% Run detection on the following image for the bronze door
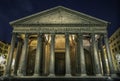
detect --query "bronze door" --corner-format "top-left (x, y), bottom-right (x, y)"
top-left (55, 52), bottom-right (65, 76)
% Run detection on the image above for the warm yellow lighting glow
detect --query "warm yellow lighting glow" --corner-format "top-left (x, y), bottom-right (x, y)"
top-left (0, 54), bottom-right (6, 65)
top-left (12, 59), bottom-right (15, 66)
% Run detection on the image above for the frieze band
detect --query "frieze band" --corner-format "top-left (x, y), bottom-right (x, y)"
top-left (13, 27), bottom-right (107, 33)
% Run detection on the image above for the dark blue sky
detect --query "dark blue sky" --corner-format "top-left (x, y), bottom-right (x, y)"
top-left (0, 0), bottom-right (119, 43)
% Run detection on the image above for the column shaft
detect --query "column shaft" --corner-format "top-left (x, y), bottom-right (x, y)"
top-left (78, 34), bottom-right (86, 76)
top-left (104, 34), bottom-right (115, 74)
top-left (42, 42), bottom-right (46, 75)
top-left (76, 37), bottom-right (80, 74)
top-left (99, 36), bottom-right (108, 75)
top-left (34, 33), bottom-right (43, 76)
top-left (17, 34), bottom-right (29, 76)
top-left (49, 34), bottom-right (55, 76)
top-left (13, 38), bottom-right (23, 75)
top-left (44, 44), bottom-right (48, 75)
top-left (65, 33), bottom-right (71, 76)
top-left (5, 33), bottom-right (16, 76)
top-left (91, 33), bottom-right (101, 76)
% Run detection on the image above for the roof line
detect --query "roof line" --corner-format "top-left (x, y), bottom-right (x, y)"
top-left (10, 6), bottom-right (60, 25)
top-left (60, 6), bottom-right (110, 24)
top-left (10, 6), bottom-right (110, 25)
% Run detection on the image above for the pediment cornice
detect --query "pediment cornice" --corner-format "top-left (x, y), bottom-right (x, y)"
top-left (10, 6), bottom-right (109, 27)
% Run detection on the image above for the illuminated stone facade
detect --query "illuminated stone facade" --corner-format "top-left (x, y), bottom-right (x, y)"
top-left (109, 28), bottom-right (120, 71)
top-left (3, 6), bottom-right (118, 80)
top-left (0, 41), bottom-right (9, 76)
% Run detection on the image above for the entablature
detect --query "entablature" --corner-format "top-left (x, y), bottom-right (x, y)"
top-left (13, 26), bottom-right (107, 34)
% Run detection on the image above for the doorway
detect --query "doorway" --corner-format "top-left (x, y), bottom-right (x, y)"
top-left (55, 52), bottom-right (65, 76)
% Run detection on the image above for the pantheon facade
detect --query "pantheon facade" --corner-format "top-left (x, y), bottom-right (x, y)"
top-left (3, 6), bottom-right (118, 80)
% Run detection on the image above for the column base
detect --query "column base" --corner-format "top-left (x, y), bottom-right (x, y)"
top-left (48, 74), bottom-right (55, 77)
top-left (81, 74), bottom-right (87, 76)
top-left (4, 74), bottom-right (10, 77)
top-left (17, 72), bottom-right (25, 76)
top-left (111, 74), bottom-right (118, 78)
top-left (75, 73), bottom-right (80, 76)
top-left (96, 74), bottom-right (102, 76)
top-left (104, 73), bottom-right (110, 76)
top-left (65, 74), bottom-right (72, 77)
top-left (17, 70), bottom-right (26, 76)
top-left (13, 73), bottom-right (17, 76)
top-left (33, 74), bottom-right (40, 76)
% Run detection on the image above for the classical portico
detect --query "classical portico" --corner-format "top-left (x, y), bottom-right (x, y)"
top-left (4, 6), bottom-right (116, 79)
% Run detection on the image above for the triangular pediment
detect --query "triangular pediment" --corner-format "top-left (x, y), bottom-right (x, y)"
top-left (10, 6), bottom-right (108, 25)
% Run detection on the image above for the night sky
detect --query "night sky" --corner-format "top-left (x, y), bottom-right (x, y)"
top-left (0, 0), bottom-right (119, 43)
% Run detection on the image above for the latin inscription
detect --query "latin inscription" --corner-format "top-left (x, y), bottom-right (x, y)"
top-left (13, 27), bottom-right (107, 33)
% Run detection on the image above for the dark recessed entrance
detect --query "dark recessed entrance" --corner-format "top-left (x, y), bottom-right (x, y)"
top-left (55, 52), bottom-right (65, 76)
